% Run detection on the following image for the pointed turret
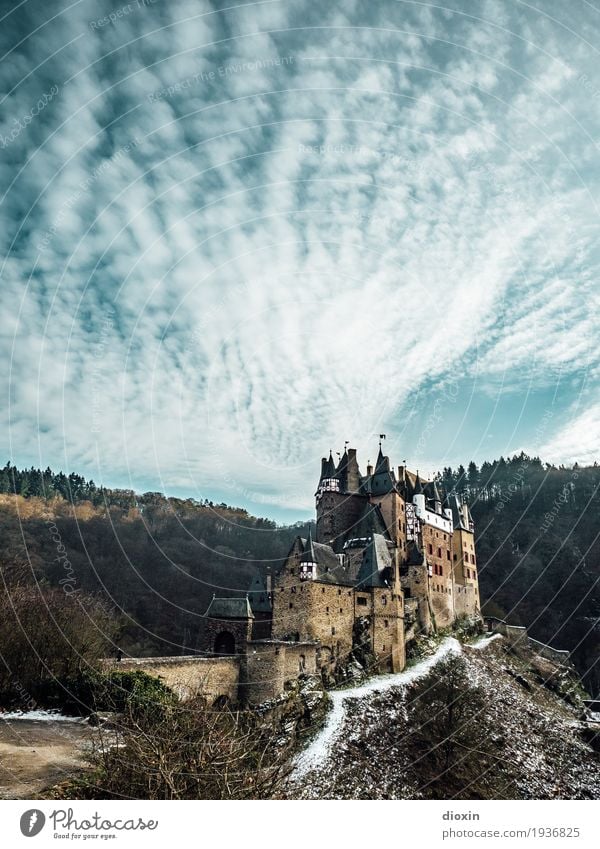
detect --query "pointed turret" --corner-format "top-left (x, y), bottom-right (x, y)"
top-left (325, 451), bottom-right (336, 478)
top-left (375, 446), bottom-right (390, 475)
top-left (316, 451), bottom-right (339, 496)
top-left (299, 529), bottom-right (318, 580)
top-left (301, 528), bottom-right (316, 563)
top-left (335, 448), bottom-right (349, 492)
top-left (319, 457), bottom-right (327, 481)
top-left (413, 472), bottom-right (423, 495)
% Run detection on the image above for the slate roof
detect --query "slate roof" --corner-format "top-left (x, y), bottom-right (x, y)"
top-left (319, 452), bottom-right (336, 480)
top-left (406, 539), bottom-right (425, 566)
top-left (355, 534), bottom-right (393, 588)
top-left (300, 529), bottom-right (317, 564)
top-left (247, 572), bottom-right (272, 614)
top-left (447, 492), bottom-right (468, 530)
top-left (205, 596), bottom-right (254, 619)
top-left (299, 537), bottom-right (353, 585)
top-left (335, 449), bottom-right (349, 491)
top-left (341, 500), bottom-right (391, 547)
top-left (375, 447), bottom-right (390, 475)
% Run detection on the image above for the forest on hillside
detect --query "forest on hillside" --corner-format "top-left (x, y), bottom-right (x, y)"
top-left (0, 456), bottom-right (599, 695)
top-left (0, 462), bottom-right (310, 661)
top-left (436, 455), bottom-right (600, 696)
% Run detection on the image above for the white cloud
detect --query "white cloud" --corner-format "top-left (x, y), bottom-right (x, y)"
top-left (2, 0), bottom-right (600, 515)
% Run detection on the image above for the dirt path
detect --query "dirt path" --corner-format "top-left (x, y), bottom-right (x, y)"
top-left (0, 716), bottom-right (93, 799)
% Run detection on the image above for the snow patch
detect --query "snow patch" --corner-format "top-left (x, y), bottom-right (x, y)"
top-left (293, 637), bottom-right (462, 778)
top-left (468, 633), bottom-right (503, 650)
top-left (0, 710), bottom-right (86, 723)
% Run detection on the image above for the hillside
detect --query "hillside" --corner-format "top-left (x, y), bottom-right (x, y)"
top-left (283, 634), bottom-right (600, 800)
top-left (0, 457), bottom-right (599, 696)
top-left (439, 456), bottom-right (600, 697)
top-left (0, 479), bottom-right (311, 658)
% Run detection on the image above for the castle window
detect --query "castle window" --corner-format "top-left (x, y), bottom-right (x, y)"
top-left (357, 596), bottom-right (368, 606)
top-left (291, 586), bottom-right (296, 594)
top-left (453, 553), bottom-right (457, 561)
top-left (332, 627), bottom-right (336, 635)
top-left (437, 547), bottom-right (442, 557)
top-left (340, 608), bottom-right (343, 613)
top-left (471, 554), bottom-right (476, 564)
top-left (447, 550), bottom-right (451, 560)
top-left (289, 602), bottom-right (293, 608)
top-left (382, 596), bottom-right (387, 605)
top-left (428, 544), bottom-right (433, 554)
top-left (384, 619), bottom-right (389, 628)
top-left (326, 606), bottom-right (329, 613)
top-left (439, 565), bottom-right (443, 577)
top-left (338, 589), bottom-right (341, 595)
top-left (322, 588), bottom-right (325, 594)
top-left (290, 569), bottom-right (294, 576)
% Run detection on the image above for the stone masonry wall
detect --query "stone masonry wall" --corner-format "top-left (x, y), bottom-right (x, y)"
top-left (422, 523), bottom-right (454, 628)
top-left (316, 491), bottom-right (367, 548)
top-left (107, 656), bottom-right (241, 703)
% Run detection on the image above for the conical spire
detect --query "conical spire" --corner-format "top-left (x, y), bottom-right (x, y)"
top-left (325, 451), bottom-right (336, 477)
top-left (375, 445), bottom-right (389, 475)
top-left (335, 448), bottom-right (348, 491)
top-left (301, 528), bottom-right (317, 563)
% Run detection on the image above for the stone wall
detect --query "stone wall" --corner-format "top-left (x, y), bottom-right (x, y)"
top-left (202, 616), bottom-right (253, 656)
top-left (242, 640), bottom-right (319, 705)
top-left (316, 491), bottom-right (366, 547)
top-left (485, 619), bottom-right (572, 666)
top-left (271, 557), bottom-right (356, 668)
top-left (107, 655), bottom-right (241, 703)
top-left (400, 560), bottom-right (432, 635)
top-left (527, 637), bottom-right (571, 665)
top-left (422, 523), bottom-right (454, 628)
top-left (454, 583), bottom-right (480, 619)
top-left (371, 585), bottom-right (405, 673)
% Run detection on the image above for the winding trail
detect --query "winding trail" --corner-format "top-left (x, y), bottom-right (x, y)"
top-left (293, 637), bottom-right (463, 778)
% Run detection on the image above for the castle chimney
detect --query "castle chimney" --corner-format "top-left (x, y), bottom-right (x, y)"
top-left (346, 447), bottom-right (361, 492)
top-left (366, 463), bottom-right (373, 476)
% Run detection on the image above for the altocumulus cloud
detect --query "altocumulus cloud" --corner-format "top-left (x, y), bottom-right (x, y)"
top-left (1, 0), bottom-right (600, 519)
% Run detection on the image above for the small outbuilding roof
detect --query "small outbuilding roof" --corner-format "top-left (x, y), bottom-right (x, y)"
top-left (205, 596), bottom-right (254, 619)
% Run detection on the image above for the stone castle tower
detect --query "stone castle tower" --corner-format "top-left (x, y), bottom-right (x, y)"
top-left (269, 443), bottom-right (481, 679)
top-left (203, 442), bottom-right (481, 688)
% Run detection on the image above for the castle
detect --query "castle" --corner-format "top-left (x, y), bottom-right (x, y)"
top-left (200, 443), bottom-right (481, 691)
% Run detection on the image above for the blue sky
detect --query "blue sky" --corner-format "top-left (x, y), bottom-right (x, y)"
top-left (1, 0), bottom-right (599, 522)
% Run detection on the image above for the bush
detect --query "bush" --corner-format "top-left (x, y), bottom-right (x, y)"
top-left (0, 584), bottom-right (119, 712)
top-left (78, 696), bottom-right (291, 799)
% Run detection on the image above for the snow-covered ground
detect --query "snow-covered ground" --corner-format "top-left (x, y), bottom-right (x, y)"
top-left (467, 632), bottom-right (503, 650)
top-left (0, 710), bottom-right (86, 723)
top-left (293, 637), bottom-right (462, 777)
top-left (286, 631), bottom-right (599, 800)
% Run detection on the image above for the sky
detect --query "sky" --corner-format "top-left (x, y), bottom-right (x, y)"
top-left (1, 0), bottom-right (599, 522)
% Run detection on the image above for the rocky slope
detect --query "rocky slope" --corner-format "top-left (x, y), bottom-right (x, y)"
top-left (283, 634), bottom-right (600, 800)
